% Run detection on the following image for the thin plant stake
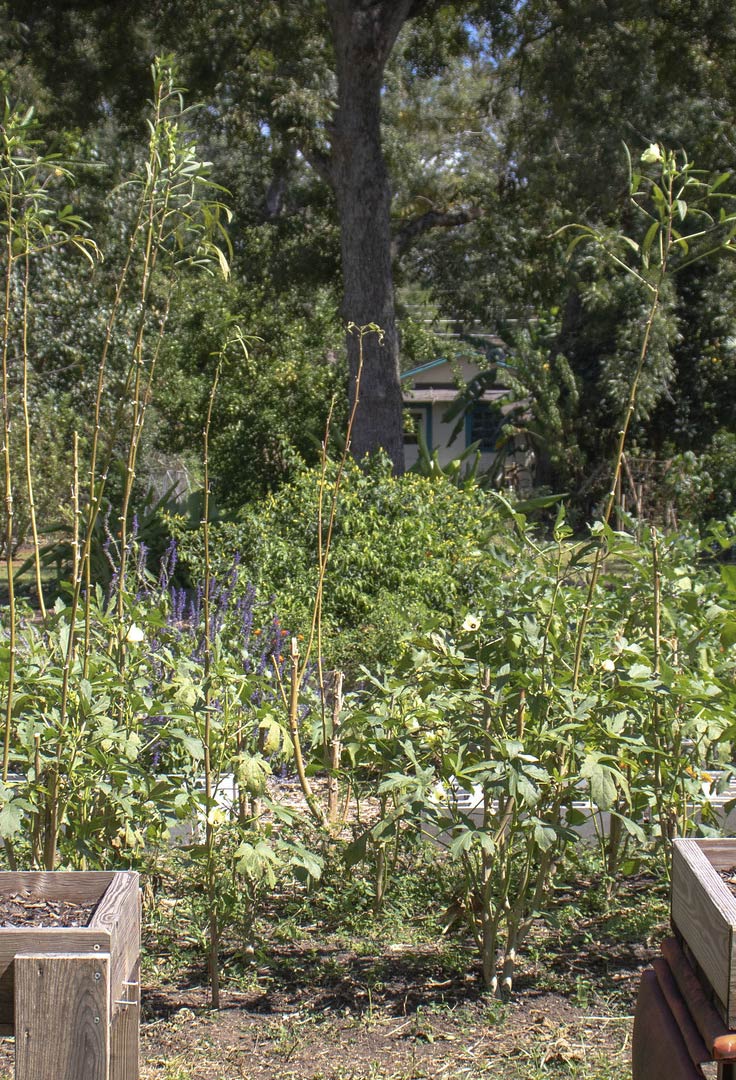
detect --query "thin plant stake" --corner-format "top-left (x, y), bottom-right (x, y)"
top-left (272, 323), bottom-right (377, 828)
top-left (202, 352), bottom-right (222, 1009)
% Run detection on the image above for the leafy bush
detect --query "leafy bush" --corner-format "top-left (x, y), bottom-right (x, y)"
top-left (169, 455), bottom-right (505, 673)
top-left (0, 546), bottom-right (293, 860)
top-left (665, 431), bottom-right (736, 525)
top-left (343, 507), bottom-right (736, 988)
top-left (156, 277), bottom-right (346, 510)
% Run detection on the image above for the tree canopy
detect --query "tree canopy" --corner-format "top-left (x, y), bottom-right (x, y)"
top-left (2, 0), bottom-right (736, 516)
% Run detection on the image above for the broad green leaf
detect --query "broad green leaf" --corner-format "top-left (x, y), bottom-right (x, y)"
top-left (448, 829), bottom-right (476, 859)
top-left (0, 803), bottom-right (23, 838)
top-left (721, 565), bottom-right (736, 597)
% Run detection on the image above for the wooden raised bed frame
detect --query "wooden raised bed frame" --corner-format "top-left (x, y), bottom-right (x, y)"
top-left (672, 838), bottom-right (736, 1029)
top-left (0, 870), bottom-right (140, 1080)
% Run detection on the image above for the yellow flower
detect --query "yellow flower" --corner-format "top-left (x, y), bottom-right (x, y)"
top-left (462, 614), bottom-right (481, 632)
top-left (126, 624), bottom-right (145, 643)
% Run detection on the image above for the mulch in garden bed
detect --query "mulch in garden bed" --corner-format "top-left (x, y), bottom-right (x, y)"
top-left (0, 893), bottom-right (97, 928)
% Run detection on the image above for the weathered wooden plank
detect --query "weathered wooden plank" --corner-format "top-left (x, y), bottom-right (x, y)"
top-left (0, 867), bottom-right (140, 1069)
top-left (0, 872), bottom-right (114, 904)
top-left (90, 874), bottom-right (138, 934)
top-left (661, 936), bottom-right (730, 1054)
top-left (110, 958), bottom-right (139, 1080)
top-left (671, 838), bottom-right (736, 1024)
top-left (0, 927), bottom-right (111, 1030)
top-left (15, 953), bottom-right (110, 1080)
top-left (90, 873), bottom-right (140, 1018)
top-left (689, 838), bottom-right (736, 871)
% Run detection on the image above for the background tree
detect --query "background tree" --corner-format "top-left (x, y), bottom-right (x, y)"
top-left (410, 0), bottom-right (736, 511)
top-left (3, 0), bottom-right (520, 475)
top-left (3, 0), bottom-right (736, 518)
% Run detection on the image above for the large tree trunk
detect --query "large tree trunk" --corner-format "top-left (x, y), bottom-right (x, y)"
top-left (326, 0), bottom-right (415, 472)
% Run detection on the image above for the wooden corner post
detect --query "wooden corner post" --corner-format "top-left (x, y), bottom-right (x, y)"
top-left (0, 871), bottom-right (140, 1080)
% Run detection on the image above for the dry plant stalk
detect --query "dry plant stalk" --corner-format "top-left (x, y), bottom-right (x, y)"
top-left (202, 353), bottom-right (222, 1008)
top-left (0, 172), bottom-right (16, 793)
top-left (273, 322), bottom-right (377, 831)
top-left (199, 327), bottom-right (249, 1007)
top-left (20, 250), bottom-right (45, 620)
top-left (567, 146), bottom-right (736, 690)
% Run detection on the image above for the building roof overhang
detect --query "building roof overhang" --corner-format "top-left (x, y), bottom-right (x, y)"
top-left (402, 388), bottom-right (508, 405)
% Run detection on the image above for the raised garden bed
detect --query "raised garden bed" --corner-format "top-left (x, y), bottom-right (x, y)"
top-left (0, 870), bottom-right (140, 1080)
top-left (671, 837), bottom-right (736, 1027)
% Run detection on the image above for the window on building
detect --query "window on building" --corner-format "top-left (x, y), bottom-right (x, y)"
top-left (404, 409), bottom-right (426, 445)
top-left (469, 403), bottom-right (503, 452)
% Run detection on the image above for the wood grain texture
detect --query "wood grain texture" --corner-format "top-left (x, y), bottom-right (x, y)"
top-left (90, 874), bottom-right (138, 934)
top-left (0, 872), bottom-right (114, 904)
top-left (90, 872), bottom-right (140, 1019)
top-left (110, 958), bottom-right (139, 1080)
top-left (671, 839), bottom-right (736, 1024)
top-left (0, 927), bottom-right (111, 1031)
top-left (661, 936), bottom-right (730, 1053)
top-left (689, 838), bottom-right (736, 871)
top-left (15, 953), bottom-right (110, 1080)
top-left (0, 868), bottom-right (141, 1076)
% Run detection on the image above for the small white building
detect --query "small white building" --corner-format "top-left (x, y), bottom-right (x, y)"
top-left (401, 355), bottom-right (534, 491)
top-left (400, 355), bottom-right (505, 461)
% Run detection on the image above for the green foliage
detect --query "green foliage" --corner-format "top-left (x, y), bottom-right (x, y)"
top-left (4, 4), bottom-right (736, 1013)
top-left (0, 551), bottom-right (307, 855)
top-left (0, 392), bottom-right (81, 558)
top-left (156, 276), bottom-right (345, 510)
top-left (666, 433), bottom-right (736, 525)
top-left (343, 507), bottom-right (736, 988)
top-left (169, 457), bottom-right (505, 674)
top-left (7, 3), bottom-right (736, 504)
top-left (0, 66), bottom-right (329, 1009)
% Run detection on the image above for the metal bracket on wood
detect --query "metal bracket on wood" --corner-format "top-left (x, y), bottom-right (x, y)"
top-left (115, 980), bottom-right (139, 1008)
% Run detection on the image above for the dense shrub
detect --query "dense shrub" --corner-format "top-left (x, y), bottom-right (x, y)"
top-left (666, 431), bottom-right (736, 526)
top-left (169, 456), bottom-right (506, 673)
top-left (343, 511), bottom-right (736, 987)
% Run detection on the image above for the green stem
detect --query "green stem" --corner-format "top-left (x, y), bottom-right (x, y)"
top-left (570, 273), bottom-right (666, 691)
top-left (571, 155), bottom-right (679, 690)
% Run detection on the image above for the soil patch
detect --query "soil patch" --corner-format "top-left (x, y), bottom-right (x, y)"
top-left (126, 910), bottom-right (654, 1080)
top-left (0, 897), bottom-right (656, 1079)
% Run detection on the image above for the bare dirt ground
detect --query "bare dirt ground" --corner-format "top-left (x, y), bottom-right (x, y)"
top-left (0, 783), bottom-right (667, 1079)
top-left (134, 965), bottom-right (639, 1080)
top-left (0, 895), bottom-right (658, 1080)
top-left (132, 873), bottom-right (662, 1080)
top-left (136, 992), bottom-right (630, 1079)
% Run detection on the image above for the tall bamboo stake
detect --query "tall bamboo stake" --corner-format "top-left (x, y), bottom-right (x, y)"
top-left (20, 249), bottom-right (46, 620)
top-left (1, 183), bottom-right (16, 787)
top-left (202, 356), bottom-right (222, 1008)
